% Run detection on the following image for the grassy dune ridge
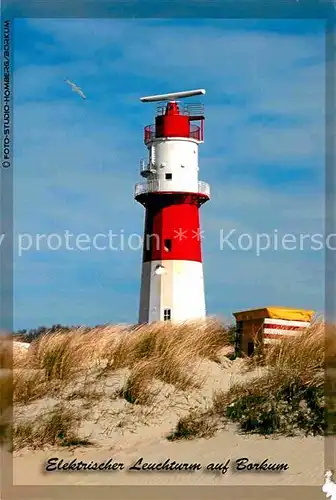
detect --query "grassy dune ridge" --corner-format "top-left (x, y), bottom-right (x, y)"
top-left (0, 318), bottom-right (334, 451)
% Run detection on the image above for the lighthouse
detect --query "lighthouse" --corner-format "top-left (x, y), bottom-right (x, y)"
top-left (134, 89), bottom-right (210, 323)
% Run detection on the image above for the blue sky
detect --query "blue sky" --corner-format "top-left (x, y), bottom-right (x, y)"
top-left (13, 18), bottom-right (326, 329)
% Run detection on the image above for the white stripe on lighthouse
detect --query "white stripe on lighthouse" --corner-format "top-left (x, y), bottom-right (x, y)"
top-left (139, 260), bottom-right (206, 323)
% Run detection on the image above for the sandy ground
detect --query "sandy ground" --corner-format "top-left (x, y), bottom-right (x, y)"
top-left (8, 346), bottom-right (325, 486)
top-left (12, 428), bottom-right (324, 486)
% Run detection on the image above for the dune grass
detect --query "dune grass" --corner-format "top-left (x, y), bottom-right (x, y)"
top-left (2, 319), bottom-right (335, 448)
top-left (102, 319), bottom-right (227, 371)
top-left (0, 372), bottom-right (12, 445)
top-left (215, 370), bottom-right (324, 436)
top-left (167, 409), bottom-right (220, 441)
top-left (170, 321), bottom-right (334, 440)
top-left (12, 404), bottom-right (93, 451)
top-left (10, 318), bottom-right (227, 395)
top-left (121, 359), bottom-right (160, 405)
top-left (1, 318), bottom-right (230, 449)
top-left (244, 321), bottom-right (326, 375)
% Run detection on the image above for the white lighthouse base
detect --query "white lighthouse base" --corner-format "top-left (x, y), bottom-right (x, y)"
top-left (138, 260), bottom-right (206, 324)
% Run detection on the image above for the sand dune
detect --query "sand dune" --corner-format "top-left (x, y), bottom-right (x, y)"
top-left (11, 357), bottom-right (323, 486)
top-left (2, 321), bottom-right (329, 487)
top-left (12, 430), bottom-right (323, 486)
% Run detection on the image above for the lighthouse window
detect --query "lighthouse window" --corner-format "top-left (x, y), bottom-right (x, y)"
top-left (165, 173), bottom-right (172, 180)
top-left (164, 239), bottom-right (172, 252)
top-left (164, 309), bottom-right (171, 321)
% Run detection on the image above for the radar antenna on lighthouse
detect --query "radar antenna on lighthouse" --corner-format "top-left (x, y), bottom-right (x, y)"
top-left (140, 89), bottom-right (206, 102)
top-left (135, 88), bottom-right (210, 323)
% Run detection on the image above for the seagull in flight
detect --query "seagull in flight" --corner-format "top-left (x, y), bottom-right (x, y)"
top-left (64, 79), bottom-right (86, 99)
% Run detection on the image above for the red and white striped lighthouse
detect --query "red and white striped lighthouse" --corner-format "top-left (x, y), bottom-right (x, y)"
top-left (134, 89), bottom-right (210, 323)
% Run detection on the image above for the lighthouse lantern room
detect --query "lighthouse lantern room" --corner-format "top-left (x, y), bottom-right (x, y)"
top-left (134, 89), bottom-right (210, 323)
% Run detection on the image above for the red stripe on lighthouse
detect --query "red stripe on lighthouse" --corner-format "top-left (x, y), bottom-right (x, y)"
top-left (155, 102), bottom-right (189, 139)
top-left (142, 196), bottom-right (203, 263)
top-left (153, 101), bottom-right (203, 141)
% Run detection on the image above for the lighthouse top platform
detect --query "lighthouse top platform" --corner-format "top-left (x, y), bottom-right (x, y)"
top-left (135, 89), bottom-right (209, 206)
top-left (144, 100), bottom-right (205, 145)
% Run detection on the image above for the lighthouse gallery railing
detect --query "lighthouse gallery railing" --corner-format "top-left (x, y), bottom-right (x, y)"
top-left (134, 180), bottom-right (210, 199)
